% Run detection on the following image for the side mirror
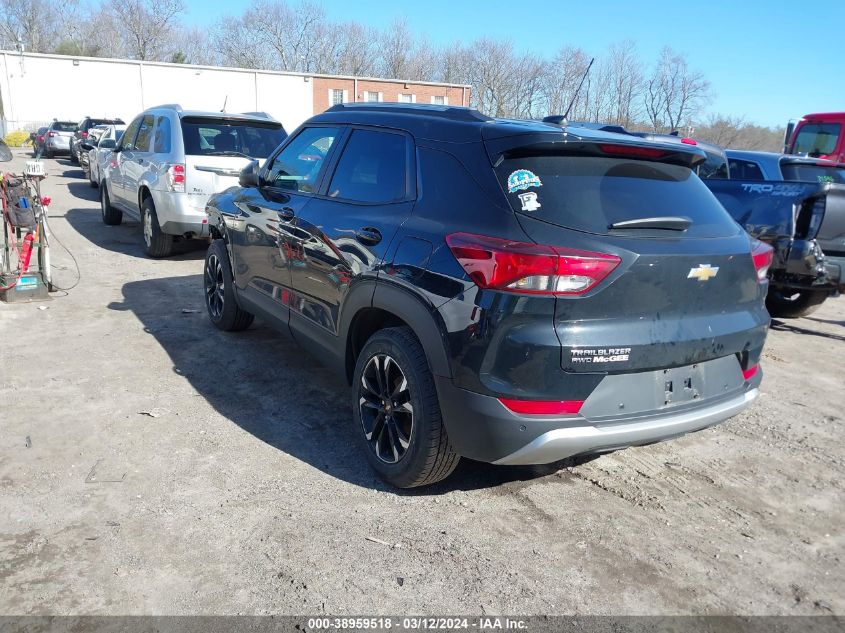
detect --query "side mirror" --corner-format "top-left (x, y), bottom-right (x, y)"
top-left (111, 146), bottom-right (123, 153)
top-left (0, 140), bottom-right (11, 162)
top-left (100, 139), bottom-right (116, 149)
top-left (239, 160), bottom-right (261, 188)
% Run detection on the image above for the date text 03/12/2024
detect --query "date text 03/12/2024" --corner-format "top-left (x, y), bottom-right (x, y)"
top-left (306, 617), bottom-right (529, 630)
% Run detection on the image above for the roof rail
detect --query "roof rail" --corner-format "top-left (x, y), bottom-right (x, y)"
top-left (326, 102), bottom-right (491, 122)
top-left (147, 103), bottom-right (183, 112)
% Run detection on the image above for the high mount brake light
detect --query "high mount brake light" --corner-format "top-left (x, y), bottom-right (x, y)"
top-left (751, 241), bottom-right (773, 283)
top-left (499, 398), bottom-right (584, 415)
top-left (681, 137), bottom-right (697, 145)
top-left (446, 232), bottom-right (621, 295)
top-left (599, 144), bottom-right (668, 159)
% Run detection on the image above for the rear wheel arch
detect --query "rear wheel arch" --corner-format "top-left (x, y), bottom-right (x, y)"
top-left (342, 282), bottom-right (452, 384)
top-left (137, 185), bottom-right (152, 210)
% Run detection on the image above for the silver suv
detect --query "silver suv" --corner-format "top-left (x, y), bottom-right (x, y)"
top-left (99, 104), bottom-right (287, 257)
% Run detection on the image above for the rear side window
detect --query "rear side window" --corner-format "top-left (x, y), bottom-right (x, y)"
top-left (495, 155), bottom-right (740, 237)
top-left (327, 129), bottom-right (408, 203)
top-left (180, 117), bottom-right (286, 158)
top-left (780, 162), bottom-right (845, 184)
top-left (792, 123), bottom-right (841, 157)
top-left (153, 116), bottom-right (171, 153)
top-left (728, 158), bottom-right (765, 180)
top-left (265, 126), bottom-right (340, 193)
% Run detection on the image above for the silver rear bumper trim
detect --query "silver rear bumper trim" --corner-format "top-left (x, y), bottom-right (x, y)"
top-left (493, 389), bottom-right (758, 465)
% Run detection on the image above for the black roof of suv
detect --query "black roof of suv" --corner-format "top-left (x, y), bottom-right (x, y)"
top-left (203, 103), bottom-right (770, 487)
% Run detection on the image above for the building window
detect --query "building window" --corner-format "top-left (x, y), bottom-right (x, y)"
top-left (365, 91), bottom-right (381, 102)
top-left (431, 95), bottom-right (447, 106)
top-left (331, 89), bottom-right (344, 105)
top-left (398, 93), bottom-right (414, 104)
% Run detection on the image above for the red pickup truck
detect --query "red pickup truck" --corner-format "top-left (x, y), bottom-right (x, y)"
top-left (785, 112), bottom-right (845, 164)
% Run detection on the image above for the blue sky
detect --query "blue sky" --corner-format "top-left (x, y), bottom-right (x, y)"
top-left (182, 0), bottom-right (844, 128)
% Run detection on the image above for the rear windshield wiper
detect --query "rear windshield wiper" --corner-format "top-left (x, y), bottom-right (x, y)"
top-left (609, 216), bottom-right (692, 231)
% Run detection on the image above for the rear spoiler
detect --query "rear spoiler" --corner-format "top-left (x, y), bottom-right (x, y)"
top-left (484, 132), bottom-right (707, 170)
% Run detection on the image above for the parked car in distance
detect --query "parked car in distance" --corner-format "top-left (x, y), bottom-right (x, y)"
top-left (100, 104), bottom-right (287, 257)
top-left (87, 125), bottom-right (126, 188)
top-left (204, 103), bottom-right (770, 488)
top-left (31, 126), bottom-right (48, 156)
top-left (71, 116), bottom-right (124, 164)
top-left (78, 125), bottom-right (110, 174)
top-left (43, 120), bottom-right (77, 158)
top-left (784, 112), bottom-right (845, 165)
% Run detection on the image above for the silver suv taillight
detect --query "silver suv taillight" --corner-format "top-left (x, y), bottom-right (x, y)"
top-left (166, 164), bottom-right (186, 192)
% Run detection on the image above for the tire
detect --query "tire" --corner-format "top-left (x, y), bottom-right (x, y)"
top-left (70, 143), bottom-right (78, 164)
top-left (141, 198), bottom-right (173, 258)
top-left (204, 239), bottom-right (254, 332)
top-left (352, 326), bottom-right (459, 488)
top-left (89, 162), bottom-right (98, 188)
top-left (100, 184), bottom-right (122, 225)
top-left (766, 289), bottom-right (828, 319)
top-left (44, 149), bottom-right (53, 159)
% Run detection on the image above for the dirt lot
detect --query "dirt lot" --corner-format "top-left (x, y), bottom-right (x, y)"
top-left (1, 150), bottom-right (843, 616)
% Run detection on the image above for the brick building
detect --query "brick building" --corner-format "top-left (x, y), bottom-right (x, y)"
top-left (312, 76), bottom-right (470, 114)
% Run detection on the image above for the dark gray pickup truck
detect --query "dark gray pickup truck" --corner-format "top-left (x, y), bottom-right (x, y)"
top-left (704, 177), bottom-right (845, 317)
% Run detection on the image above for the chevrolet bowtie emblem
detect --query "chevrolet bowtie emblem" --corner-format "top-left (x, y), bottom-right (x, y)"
top-left (688, 264), bottom-right (719, 281)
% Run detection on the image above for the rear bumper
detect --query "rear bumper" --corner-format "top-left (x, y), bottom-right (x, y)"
top-left (435, 362), bottom-right (761, 464)
top-left (493, 388), bottom-right (757, 465)
top-left (151, 191), bottom-right (210, 238)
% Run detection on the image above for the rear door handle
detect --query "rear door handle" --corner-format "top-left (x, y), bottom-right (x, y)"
top-left (355, 227), bottom-right (382, 246)
top-left (277, 206), bottom-right (294, 222)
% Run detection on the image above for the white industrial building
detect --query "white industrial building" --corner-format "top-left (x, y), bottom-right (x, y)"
top-left (0, 51), bottom-right (317, 134)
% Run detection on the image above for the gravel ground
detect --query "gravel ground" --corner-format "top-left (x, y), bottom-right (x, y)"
top-left (1, 150), bottom-right (843, 616)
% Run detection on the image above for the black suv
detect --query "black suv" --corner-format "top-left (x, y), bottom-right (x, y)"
top-left (70, 116), bottom-right (124, 164)
top-left (204, 104), bottom-right (771, 487)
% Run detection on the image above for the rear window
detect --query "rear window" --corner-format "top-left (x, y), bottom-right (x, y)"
top-left (792, 123), bottom-right (840, 158)
top-left (180, 117), bottom-right (286, 159)
top-left (780, 162), bottom-right (845, 184)
top-left (496, 155), bottom-right (739, 237)
top-left (52, 122), bottom-right (76, 132)
top-left (728, 158), bottom-right (765, 180)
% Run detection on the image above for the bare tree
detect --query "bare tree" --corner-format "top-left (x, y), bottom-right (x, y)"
top-left (335, 21), bottom-right (380, 76)
top-left (540, 46), bottom-right (591, 118)
top-left (644, 47), bottom-right (710, 132)
top-left (378, 17), bottom-right (412, 79)
top-left (111, 0), bottom-right (186, 60)
top-left (0, 0), bottom-right (61, 52)
top-left (606, 40), bottom-right (642, 126)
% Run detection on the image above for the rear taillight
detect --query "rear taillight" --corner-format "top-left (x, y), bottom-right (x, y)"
top-left (166, 164), bottom-right (186, 192)
top-left (80, 131), bottom-right (88, 138)
top-left (48, 131), bottom-right (56, 137)
top-left (446, 232), bottom-right (620, 295)
top-left (742, 364), bottom-right (759, 381)
top-left (751, 240), bottom-right (773, 283)
top-left (499, 398), bottom-right (584, 415)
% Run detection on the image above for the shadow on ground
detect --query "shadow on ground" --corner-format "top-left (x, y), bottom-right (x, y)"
top-left (770, 318), bottom-right (845, 343)
top-left (63, 207), bottom-right (207, 260)
top-left (108, 274), bottom-right (584, 494)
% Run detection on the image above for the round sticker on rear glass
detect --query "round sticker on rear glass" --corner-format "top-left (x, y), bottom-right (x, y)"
top-left (507, 169), bottom-right (542, 193)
